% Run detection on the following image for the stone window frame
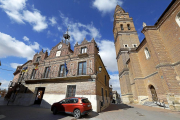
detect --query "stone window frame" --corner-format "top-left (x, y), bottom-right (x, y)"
top-left (18, 72), bottom-right (25, 82)
top-left (127, 24), bottom-right (131, 30)
top-left (81, 47), bottom-right (87, 54)
top-left (31, 69), bottom-right (36, 79)
top-left (120, 24), bottom-right (124, 30)
top-left (144, 47), bottom-right (150, 59)
top-left (78, 61), bottom-right (87, 75)
top-left (101, 87), bottom-right (104, 103)
top-left (36, 56), bottom-right (41, 62)
top-left (66, 85), bottom-right (76, 98)
top-left (44, 66), bottom-right (51, 78)
top-left (175, 12), bottom-right (180, 27)
top-left (123, 44), bottom-right (128, 48)
top-left (105, 90), bottom-right (107, 100)
top-left (59, 64), bottom-right (65, 77)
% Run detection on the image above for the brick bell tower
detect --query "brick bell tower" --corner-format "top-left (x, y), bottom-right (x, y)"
top-left (113, 5), bottom-right (140, 103)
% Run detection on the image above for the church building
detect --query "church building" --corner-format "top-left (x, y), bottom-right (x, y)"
top-left (113, 0), bottom-right (180, 111)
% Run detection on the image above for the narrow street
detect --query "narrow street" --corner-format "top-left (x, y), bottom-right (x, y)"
top-left (0, 103), bottom-right (180, 120)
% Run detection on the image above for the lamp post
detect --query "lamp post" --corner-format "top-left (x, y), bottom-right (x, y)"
top-left (98, 66), bottom-right (102, 73)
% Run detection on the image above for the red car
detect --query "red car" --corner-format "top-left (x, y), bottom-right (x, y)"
top-left (51, 97), bottom-right (92, 119)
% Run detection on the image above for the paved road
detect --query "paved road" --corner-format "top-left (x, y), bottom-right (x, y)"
top-left (0, 103), bottom-right (180, 120)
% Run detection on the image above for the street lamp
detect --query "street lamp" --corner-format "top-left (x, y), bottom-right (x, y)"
top-left (96, 66), bottom-right (102, 75)
top-left (98, 66), bottom-right (102, 73)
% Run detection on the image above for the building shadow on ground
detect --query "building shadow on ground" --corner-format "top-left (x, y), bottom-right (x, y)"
top-left (81, 111), bottom-right (99, 119)
top-left (54, 111), bottom-right (99, 119)
top-left (101, 103), bottom-right (134, 112)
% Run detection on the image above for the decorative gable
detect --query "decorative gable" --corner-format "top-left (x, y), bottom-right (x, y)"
top-left (81, 38), bottom-right (88, 44)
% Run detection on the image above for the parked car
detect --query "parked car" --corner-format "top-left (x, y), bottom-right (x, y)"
top-left (51, 97), bottom-right (92, 119)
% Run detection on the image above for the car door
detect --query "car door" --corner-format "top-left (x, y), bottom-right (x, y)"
top-left (61, 99), bottom-right (69, 113)
top-left (66, 98), bottom-right (78, 113)
top-left (65, 99), bottom-right (73, 113)
top-left (57, 99), bottom-right (65, 112)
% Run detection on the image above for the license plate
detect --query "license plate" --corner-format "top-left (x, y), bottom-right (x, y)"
top-left (88, 105), bottom-right (90, 107)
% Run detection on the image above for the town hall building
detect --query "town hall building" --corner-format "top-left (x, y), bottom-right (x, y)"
top-left (6, 32), bottom-right (110, 112)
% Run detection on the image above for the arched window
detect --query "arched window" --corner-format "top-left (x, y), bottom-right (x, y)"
top-left (120, 24), bottom-right (124, 30)
top-left (127, 24), bottom-right (131, 30)
top-left (144, 48), bottom-right (150, 59)
top-left (175, 12), bottom-right (180, 27)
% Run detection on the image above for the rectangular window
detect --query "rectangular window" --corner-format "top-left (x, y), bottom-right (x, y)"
top-left (105, 75), bottom-right (106, 86)
top-left (44, 67), bottom-right (50, 78)
top-left (101, 88), bottom-right (104, 102)
top-left (36, 56), bottom-right (41, 62)
top-left (81, 47), bottom-right (87, 54)
top-left (120, 24), bottom-right (124, 30)
top-left (31, 69), bottom-right (36, 79)
top-left (127, 24), bottom-right (131, 30)
top-left (69, 98), bottom-right (78, 103)
top-left (18, 72), bottom-right (25, 82)
top-left (66, 85), bottom-right (76, 98)
top-left (59, 65), bottom-right (65, 77)
top-left (78, 62), bottom-right (86, 75)
top-left (106, 90), bottom-right (107, 100)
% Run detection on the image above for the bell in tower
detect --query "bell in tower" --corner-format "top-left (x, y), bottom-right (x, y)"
top-left (63, 27), bottom-right (70, 45)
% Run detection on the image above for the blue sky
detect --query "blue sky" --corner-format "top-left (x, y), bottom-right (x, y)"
top-left (0, 0), bottom-right (171, 95)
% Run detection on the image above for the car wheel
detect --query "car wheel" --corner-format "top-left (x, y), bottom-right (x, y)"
top-left (73, 109), bottom-right (81, 119)
top-left (53, 107), bottom-right (57, 115)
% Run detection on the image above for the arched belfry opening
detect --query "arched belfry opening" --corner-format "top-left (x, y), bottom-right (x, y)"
top-left (149, 85), bottom-right (158, 101)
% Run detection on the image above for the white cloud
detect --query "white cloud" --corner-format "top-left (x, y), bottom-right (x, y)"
top-left (0, 0), bottom-right (26, 23)
top-left (23, 9), bottom-right (48, 32)
top-left (49, 17), bottom-right (57, 26)
top-left (59, 12), bottom-right (101, 43)
top-left (0, 79), bottom-right (10, 90)
top-left (30, 42), bottom-right (39, 50)
top-left (23, 36), bottom-right (29, 41)
top-left (109, 74), bottom-right (121, 95)
top-left (0, 32), bottom-right (40, 60)
top-left (10, 63), bottom-right (23, 69)
top-left (98, 40), bottom-right (118, 72)
top-left (92, 0), bottom-right (123, 14)
top-left (0, 0), bottom-right (48, 32)
top-left (57, 26), bottom-right (62, 31)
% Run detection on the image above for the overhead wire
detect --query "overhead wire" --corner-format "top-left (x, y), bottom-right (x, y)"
top-left (0, 68), bottom-right (14, 72)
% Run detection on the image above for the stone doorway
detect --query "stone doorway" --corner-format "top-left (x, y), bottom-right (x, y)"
top-left (34, 87), bottom-right (45, 105)
top-left (149, 85), bottom-right (158, 101)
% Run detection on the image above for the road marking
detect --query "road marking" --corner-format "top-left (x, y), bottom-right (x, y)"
top-left (0, 115), bottom-right (6, 119)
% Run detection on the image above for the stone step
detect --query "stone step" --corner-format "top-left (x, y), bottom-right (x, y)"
top-left (143, 101), bottom-right (169, 109)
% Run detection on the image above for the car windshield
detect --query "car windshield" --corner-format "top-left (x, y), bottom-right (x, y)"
top-left (82, 99), bottom-right (90, 103)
